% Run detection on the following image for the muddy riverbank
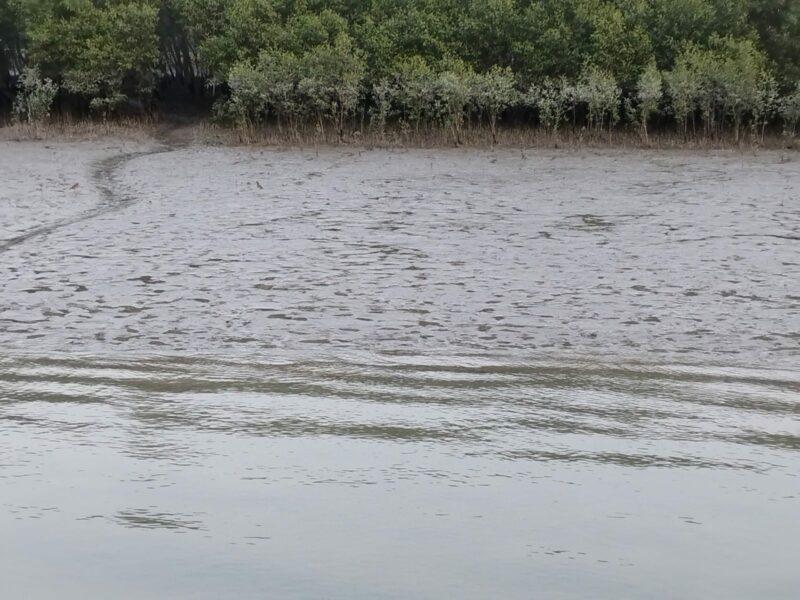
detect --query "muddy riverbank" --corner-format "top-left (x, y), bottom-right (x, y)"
top-left (1, 137), bottom-right (798, 599)
top-left (2, 138), bottom-right (798, 366)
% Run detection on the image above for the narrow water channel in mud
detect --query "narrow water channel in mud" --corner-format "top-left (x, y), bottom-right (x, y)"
top-left (1, 139), bottom-right (798, 598)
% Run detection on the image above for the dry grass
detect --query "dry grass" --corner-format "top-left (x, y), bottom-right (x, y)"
top-left (198, 121), bottom-right (799, 152)
top-left (2, 116), bottom-right (797, 151)
top-left (0, 115), bottom-right (159, 142)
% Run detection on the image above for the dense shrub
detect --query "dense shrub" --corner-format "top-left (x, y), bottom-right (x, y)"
top-left (636, 61), bottom-right (663, 142)
top-left (13, 66), bottom-right (57, 123)
top-left (780, 84), bottom-right (800, 138)
top-left (527, 77), bottom-right (575, 136)
top-left (1, 0), bottom-right (799, 140)
top-left (576, 65), bottom-right (620, 134)
top-left (471, 65), bottom-right (517, 143)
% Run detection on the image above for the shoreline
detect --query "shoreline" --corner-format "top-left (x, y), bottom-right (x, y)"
top-left (2, 119), bottom-right (798, 153)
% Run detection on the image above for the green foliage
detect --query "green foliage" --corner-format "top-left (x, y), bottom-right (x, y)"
top-left (13, 65), bottom-right (57, 123)
top-left (370, 77), bottom-right (393, 136)
top-left (752, 73), bottom-right (778, 141)
top-left (780, 83), bottom-right (800, 138)
top-left (458, 0), bottom-right (518, 71)
top-left (177, 0), bottom-right (281, 82)
top-left (637, 0), bottom-right (750, 69)
top-left (513, 0), bottom-right (592, 81)
top-left (663, 54), bottom-right (700, 134)
top-left (2, 0), bottom-right (800, 138)
top-left (576, 64), bottom-right (620, 133)
top-left (527, 76), bottom-right (575, 135)
top-left (0, 0), bottom-right (25, 77)
top-left (296, 33), bottom-right (366, 137)
top-left (664, 36), bottom-right (770, 139)
top-left (636, 60), bottom-right (663, 140)
top-left (588, 2), bottom-right (652, 85)
top-left (227, 54), bottom-right (294, 125)
top-left (471, 65), bottom-right (516, 142)
top-left (713, 36), bottom-right (769, 140)
top-left (748, 0), bottom-right (800, 84)
top-left (428, 59), bottom-right (475, 143)
top-left (23, 0), bottom-right (159, 113)
top-left (227, 30), bottom-right (365, 138)
top-left (389, 56), bottom-right (436, 126)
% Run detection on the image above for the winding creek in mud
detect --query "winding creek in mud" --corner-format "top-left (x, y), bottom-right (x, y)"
top-left (1, 138), bottom-right (799, 598)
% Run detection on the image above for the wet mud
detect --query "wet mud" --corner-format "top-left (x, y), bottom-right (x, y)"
top-left (1, 139), bottom-right (798, 598)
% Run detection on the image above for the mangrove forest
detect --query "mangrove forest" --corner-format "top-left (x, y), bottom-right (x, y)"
top-left (2, 0), bottom-right (800, 142)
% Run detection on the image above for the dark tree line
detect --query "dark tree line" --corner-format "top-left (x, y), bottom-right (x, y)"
top-left (2, 0), bottom-right (800, 140)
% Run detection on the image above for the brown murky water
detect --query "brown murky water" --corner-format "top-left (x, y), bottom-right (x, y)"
top-left (1, 140), bottom-right (799, 598)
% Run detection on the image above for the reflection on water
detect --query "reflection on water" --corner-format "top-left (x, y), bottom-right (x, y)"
top-left (1, 353), bottom-right (799, 598)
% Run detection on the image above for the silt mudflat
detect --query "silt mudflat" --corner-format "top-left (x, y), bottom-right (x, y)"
top-left (1, 140), bottom-right (798, 598)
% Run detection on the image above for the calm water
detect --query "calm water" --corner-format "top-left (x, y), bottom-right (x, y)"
top-left (1, 141), bottom-right (799, 598)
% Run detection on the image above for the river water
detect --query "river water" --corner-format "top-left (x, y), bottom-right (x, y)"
top-left (1, 139), bottom-right (799, 598)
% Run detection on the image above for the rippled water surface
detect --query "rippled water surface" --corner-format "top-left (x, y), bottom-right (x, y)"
top-left (1, 140), bottom-right (799, 598)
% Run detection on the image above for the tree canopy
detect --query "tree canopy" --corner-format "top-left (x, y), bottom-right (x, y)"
top-left (1, 0), bottom-right (799, 139)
